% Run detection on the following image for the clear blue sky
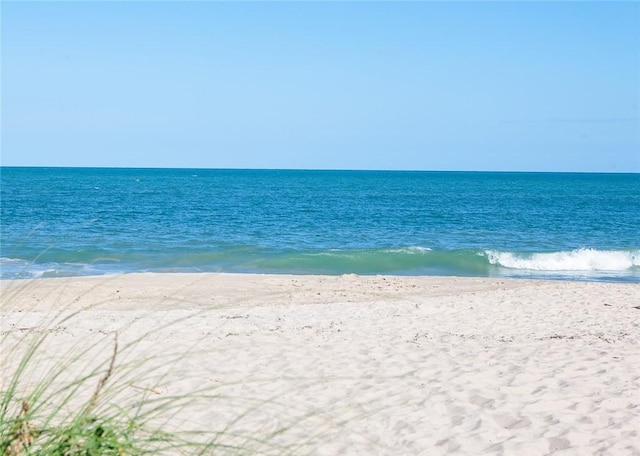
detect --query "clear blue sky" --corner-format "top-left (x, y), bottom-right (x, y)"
top-left (2, 1), bottom-right (639, 172)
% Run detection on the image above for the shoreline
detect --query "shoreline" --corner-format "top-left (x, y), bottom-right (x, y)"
top-left (3, 269), bottom-right (640, 284)
top-left (2, 273), bottom-right (639, 454)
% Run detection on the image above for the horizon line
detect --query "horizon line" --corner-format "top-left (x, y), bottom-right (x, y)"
top-left (1, 165), bottom-right (638, 175)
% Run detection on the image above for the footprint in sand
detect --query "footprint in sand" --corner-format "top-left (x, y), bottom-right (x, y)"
top-left (548, 436), bottom-right (571, 452)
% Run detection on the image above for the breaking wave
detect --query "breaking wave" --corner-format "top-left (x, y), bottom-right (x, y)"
top-left (485, 248), bottom-right (640, 272)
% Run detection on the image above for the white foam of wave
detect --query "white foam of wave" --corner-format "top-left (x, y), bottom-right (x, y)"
top-left (0, 257), bottom-right (108, 279)
top-left (486, 248), bottom-right (640, 272)
top-left (0, 257), bottom-right (30, 264)
top-left (310, 247), bottom-right (432, 257)
top-left (385, 246), bottom-right (433, 254)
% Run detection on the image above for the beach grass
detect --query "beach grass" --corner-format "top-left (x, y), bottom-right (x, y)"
top-left (0, 279), bottom-right (316, 456)
top-left (0, 298), bottom-right (213, 456)
top-left (3, 332), bottom-right (174, 455)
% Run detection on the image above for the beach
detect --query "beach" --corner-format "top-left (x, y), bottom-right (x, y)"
top-left (1, 273), bottom-right (639, 455)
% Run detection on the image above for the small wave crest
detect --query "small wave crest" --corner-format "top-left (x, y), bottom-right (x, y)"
top-left (0, 256), bottom-right (108, 279)
top-left (384, 246), bottom-right (433, 254)
top-left (485, 248), bottom-right (640, 272)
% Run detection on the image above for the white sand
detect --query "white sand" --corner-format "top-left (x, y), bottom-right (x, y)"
top-left (1, 273), bottom-right (639, 455)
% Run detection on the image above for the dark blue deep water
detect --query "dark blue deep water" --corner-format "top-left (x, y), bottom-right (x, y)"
top-left (1, 167), bottom-right (639, 282)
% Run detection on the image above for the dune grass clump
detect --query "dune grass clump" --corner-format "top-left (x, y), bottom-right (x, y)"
top-left (0, 280), bottom-right (291, 456)
top-left (1, 327), bottom-right (192, 456)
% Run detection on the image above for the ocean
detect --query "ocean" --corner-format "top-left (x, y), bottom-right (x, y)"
top-left (1, 167), bottom-right (638, 283)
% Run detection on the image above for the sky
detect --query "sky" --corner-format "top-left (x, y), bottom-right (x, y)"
top-left (2, 1), bottom-right (639, 172)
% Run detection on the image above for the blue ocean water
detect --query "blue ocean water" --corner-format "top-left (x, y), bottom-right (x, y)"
top-left (1, 167), bottom-right (639, 282)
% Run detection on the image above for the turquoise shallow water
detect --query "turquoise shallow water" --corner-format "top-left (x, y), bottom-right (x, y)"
top-left (1, 167), bottom-right (639, 282)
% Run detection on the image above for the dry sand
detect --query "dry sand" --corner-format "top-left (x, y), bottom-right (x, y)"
top-left (1, 273), bottom-right (639, 455)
